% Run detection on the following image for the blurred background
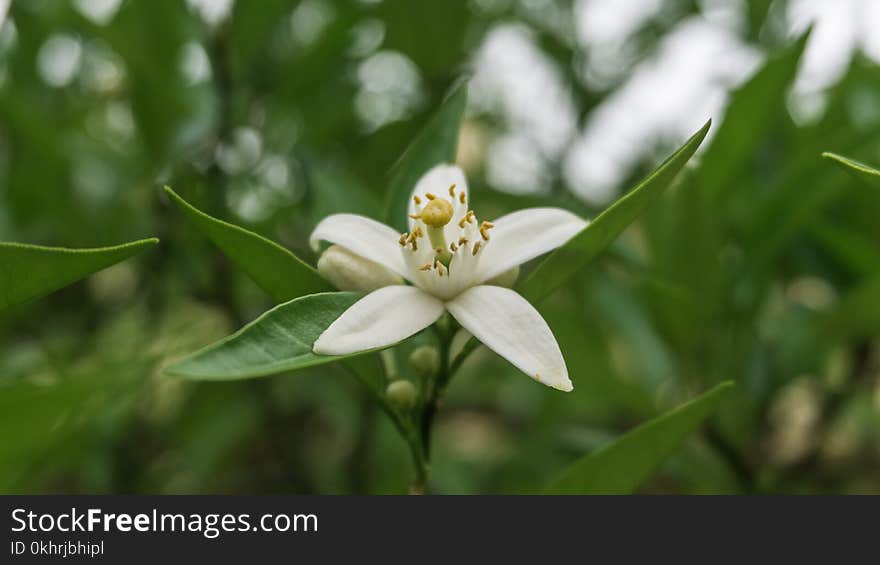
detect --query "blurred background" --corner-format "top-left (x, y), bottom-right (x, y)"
top-left (1, 0), bottom-right (879, 494)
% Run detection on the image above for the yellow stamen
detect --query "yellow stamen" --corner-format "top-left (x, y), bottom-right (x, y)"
top-left (419, 263), bottom-right (432, 271)
top-left (435, 247), bottom-right (444, 255)
top-left (459, 192), bottom-right (466, 204)
top-left (479, 221), bottom-right (494, 241)
top-left (425, 193), bottom-right (436, 200)
top-left (413, 195), bottom-right (422, 205)
top-left (458, 236), bottom-right (468, 246)
top-left (449, 242), bottom-right (458, 253)
top-left (448, 184), bottom-right (456, 197)
top-left (399, 233), bottom-right (408, 246)
top-left (472, 241), bottom-right (482, 256)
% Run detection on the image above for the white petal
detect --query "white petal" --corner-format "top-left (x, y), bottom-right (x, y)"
top-left (408, 164), bottom-right (470, 243)
top-left (310, 213), bottom-right (408, 278)
top-left (446, 285), bottom-right (572, 391)
top-left (477, 208), bottom-right (587, 284)
top-left (314, 286), bottom-right (444, 355)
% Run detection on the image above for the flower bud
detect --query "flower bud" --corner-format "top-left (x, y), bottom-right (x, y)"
top-left (317, 245), bottom-right (403, 292)
top-left (487, 265), bottom-right (520, 288)
top-left (386, 380), bottom-right (418, 411)
top-left (409, 345), bottom-right (440, 378)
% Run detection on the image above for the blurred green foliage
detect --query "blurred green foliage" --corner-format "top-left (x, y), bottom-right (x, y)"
top-left (1, 0), bottom-right (879, 494)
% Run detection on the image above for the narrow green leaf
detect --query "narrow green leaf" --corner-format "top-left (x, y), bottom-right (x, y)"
top-left (164, 186), bottom-right (329, 302)
top-left (702, 29), bottom-right (810, 198)
top-left (822, 152), bottom-right (880, 188)
top-left (384, 83), bottom-right (467, 231)
top-left (520, 120), bottom-right (711, 303)
top-left (165, 292), bottom-right (379, 387)
top-left (545, 381), bottom-right (733, 494)
top-left (0, 239), bottom-right (158, 311)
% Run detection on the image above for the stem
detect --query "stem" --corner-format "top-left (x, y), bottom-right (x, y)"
top-left (416, 329), bottom-right (453, 482)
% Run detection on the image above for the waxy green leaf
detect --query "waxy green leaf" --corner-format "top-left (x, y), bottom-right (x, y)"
top-left (165, 292), bottom-right (379, 384)
top-left (701, 29), bottom-right (810, 199)
top-left (520, 120), bottom-right (711, 303)
top-left (384, 83), bottom-right (467, 232)
top-left (822, 152), bottom-right (880, 188)
top-left (0, 239), bottom-right (158, 311)
top-left (545, 381), bottom-right (733, 494)
top-left (164, 186), bottom-right (329, 302)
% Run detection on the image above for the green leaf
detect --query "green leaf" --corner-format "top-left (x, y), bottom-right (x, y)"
top-left (0, 239), bottom-right (158, 311)
top-left (519, 120), bottom-right (711, 303)
top-left (701, 29), bottom-right (810, 198)
top-left (165, 292), bottom-right (378, 385)
top-left (822, 152), bottom-right (880, 188)
top-left (545, 381), bottom-right (733, 494)
top-left (164, 186), bottom-right (329, 302)
top-left (384, 82), bottom-right (467, 231)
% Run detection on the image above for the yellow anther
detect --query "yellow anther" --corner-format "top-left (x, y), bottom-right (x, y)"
top-left (448, 184), bottom-right (456, 197)
top-left (459, 192), bottom-right (466, 204)
top-left (449, 242), bottom-right (458, 253)
top-left (472, 241), bottom-right (482, 256)
top-left (413, 195), bottom-right (422, 205)
top-left (399, 233), bottom-right (408, 246)
top-left (414, 198), bottom-right (454, 227)
top-left (419, 263), bottom-right (432, 271)
top-left (479, 221), bottom-right (494, 241)
top-left (435, 247), bottom-right (444, 255)
top-left (425, 193), bottom-right (436, 200)
top-left (435, 260), bottom-right (446, 276)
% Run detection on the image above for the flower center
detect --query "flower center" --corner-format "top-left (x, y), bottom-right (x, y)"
top-left (413, 197), bottom-right (453, 228)
top-left (398, 185), bottom-right (494, 289)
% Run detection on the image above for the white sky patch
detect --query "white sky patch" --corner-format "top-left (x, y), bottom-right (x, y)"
top-left (471, 24), bottom-right (577, 193)
top-left (355, 50), bottom-right (424, 132)
top-left (179, 41), bottom-right (212, 84)
top-left (787, 0), bottom-right (880, 94)
top-left (216, 127), bottom-right (263, 175)
top-left (348, 18), bottom-right (385, 57)
top-left (186, 0), bottom-right (234, 28)
top-left (37, 34), bottom-right (84, 88)
top-left (73, 0), bottom-right (122, 26)
top-left (291, 0), bottom-right (336, 47)
top-left (564, 17), bottom-right (761, 203)
top-left (486, 133), bottom-right (551, 194)
top-left (575, 0), bottom-right (663, 46)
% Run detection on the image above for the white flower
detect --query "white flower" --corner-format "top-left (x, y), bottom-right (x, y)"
top-left (309, 164), bottom-right (587, 391)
